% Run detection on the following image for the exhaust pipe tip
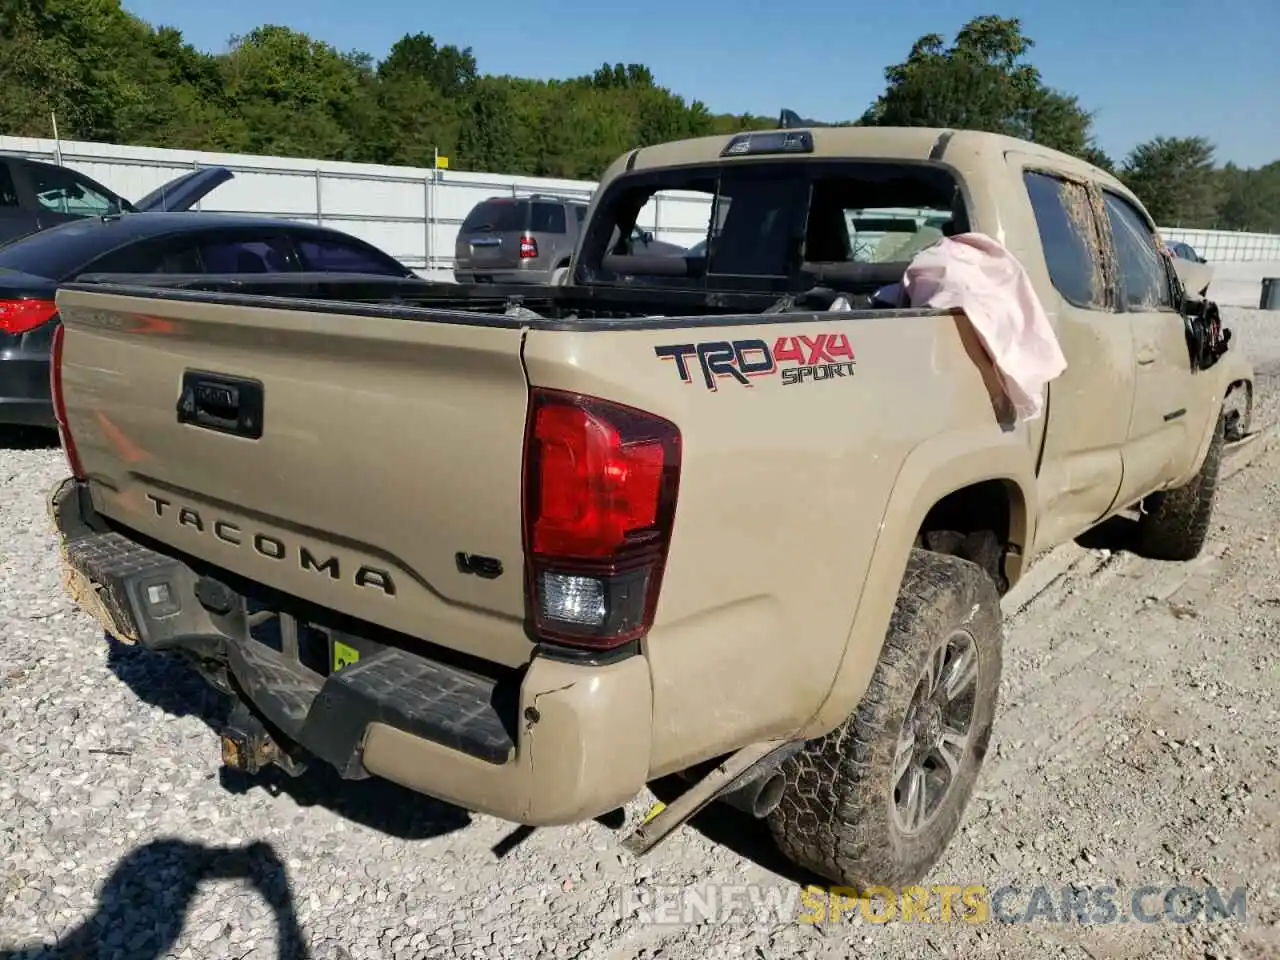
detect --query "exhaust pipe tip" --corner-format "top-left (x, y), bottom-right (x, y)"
top-left (719, 770), bottom-right (787, 819)
top-left (674, 740), bottom-right (801, 819)
top-left (752, 772), bottom-right (785, 817)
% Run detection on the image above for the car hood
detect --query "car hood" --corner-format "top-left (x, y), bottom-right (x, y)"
top-left (132, 167), bottom-right (234, 212)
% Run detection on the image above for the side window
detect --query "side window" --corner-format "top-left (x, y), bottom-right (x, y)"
top-left (529, 202), bottom-right (567, 233)
top-left (296, 238), bottom-right (405, 275)
top-left (29, 166), bottom-right (115, 217)
top-left (1023, 171), bottom-right (1108, 310)
top-left (157, 247), bottom-right (204, 273)
top-left (198, 238), bottom-right (293, 273)
top-left (1102, 192), bottom-right (1172, 310)
top-left (0, 164), bottom-right (18, 208)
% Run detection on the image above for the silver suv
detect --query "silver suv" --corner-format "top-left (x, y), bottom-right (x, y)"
top-left (452, 194), bottom-right (685, 285)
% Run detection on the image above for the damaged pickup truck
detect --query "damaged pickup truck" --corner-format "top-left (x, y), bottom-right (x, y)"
top-left (46, 124), bottom-right (1251, 890)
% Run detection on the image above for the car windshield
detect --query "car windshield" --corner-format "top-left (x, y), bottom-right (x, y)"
top-left (575, 159), bottom-right (964, 293)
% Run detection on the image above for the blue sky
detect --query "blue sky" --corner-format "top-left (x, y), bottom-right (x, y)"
top-left (122, 0), bottom-right (1278, 168)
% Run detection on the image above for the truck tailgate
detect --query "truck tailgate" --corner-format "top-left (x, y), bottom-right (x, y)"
top-left (53, 287), bottom-right (534, 666)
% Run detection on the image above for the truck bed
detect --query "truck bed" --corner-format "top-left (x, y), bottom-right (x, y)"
top-left (68, 263), bottom-right (941, 327)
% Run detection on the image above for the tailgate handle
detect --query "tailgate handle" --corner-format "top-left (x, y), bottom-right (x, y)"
top-left (177, 371), bottom-right (264, 439)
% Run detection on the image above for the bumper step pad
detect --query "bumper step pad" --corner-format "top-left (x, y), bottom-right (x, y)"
top-left (53, 516), bottom-right (518, 774)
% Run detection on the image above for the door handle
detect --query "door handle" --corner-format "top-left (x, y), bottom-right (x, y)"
top-left (177, 370), bottom-right (264, 439)
top-left (1136, 346), bottom-right (1157, 365)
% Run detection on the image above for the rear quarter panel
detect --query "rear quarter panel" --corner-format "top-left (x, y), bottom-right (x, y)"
top-left (523, 308), bottom-right (1038, 776)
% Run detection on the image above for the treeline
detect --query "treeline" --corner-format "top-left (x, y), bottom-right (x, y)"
top-left (1, 3), bottom-right (1276, 232)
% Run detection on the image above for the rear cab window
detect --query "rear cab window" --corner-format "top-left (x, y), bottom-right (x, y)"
top-left (575, 159), bottom-right (966, 295)
top-left (1022, 171), bottom-right (1111, 311)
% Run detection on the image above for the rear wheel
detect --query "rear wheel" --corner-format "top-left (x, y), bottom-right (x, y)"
top-left (766, 549), bottom-right (1003, 890)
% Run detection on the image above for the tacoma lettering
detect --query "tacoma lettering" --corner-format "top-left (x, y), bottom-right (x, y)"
top-left (144, 493), bottom-right (395, 596)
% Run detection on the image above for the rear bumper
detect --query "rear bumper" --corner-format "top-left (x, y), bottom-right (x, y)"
top-left (48, 477), bottom-right (654, 825)
top-left (0, 353), bottom-right (54, 427)
top-left (453, 267), bottom-right (556, 285)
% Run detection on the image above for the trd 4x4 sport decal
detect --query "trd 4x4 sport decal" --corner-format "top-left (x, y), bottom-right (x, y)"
top-left (654, 333), bottom-right (855, 391)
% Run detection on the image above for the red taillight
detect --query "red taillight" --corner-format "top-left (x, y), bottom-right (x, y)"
top-left (49, 323), bottom-right (85, 480)
top-left (519, 235), bottom-right (538, 259)
top-left (0, 299), bottom-right (58, 336)
top-left (522, 388), bottom-right (681, 650)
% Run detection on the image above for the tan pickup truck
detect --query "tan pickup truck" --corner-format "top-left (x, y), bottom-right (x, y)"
top-left (45, 124), bottom-right (1251, 892)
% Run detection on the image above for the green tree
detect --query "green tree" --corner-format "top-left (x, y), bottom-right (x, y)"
top-left (590, 63), bottom-right (655, 90)
top-left (0, 0), bottom-right (174, 142)
top-left (377, 33), bottom-right (477, 99)
top-left (862, 15), bottom-right (1108, 163)
top-left (1213, 162), bottom-right (1280, 233)
top-left (457, 77), bottom-right (523, 174)
top-left (1120, 136), bottom-right (1220, 227)
top-left (218, 26), bottom-right (374, 160)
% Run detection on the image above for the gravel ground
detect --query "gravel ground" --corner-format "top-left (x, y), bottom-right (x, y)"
top-left (2, 307), bottom-right (1279, 960)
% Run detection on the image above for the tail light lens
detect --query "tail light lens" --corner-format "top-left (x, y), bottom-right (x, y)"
top-left (50, 323), bottom-right (85, 480)
top-left (522, 388), bottom-right (681, 651)
top-left (0, 299), bottom-right (58, 336)
top-left (519, 235), bottom-right (538, 259)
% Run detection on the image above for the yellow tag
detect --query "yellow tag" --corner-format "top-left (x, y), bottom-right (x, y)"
top-left (641, 801), bottom-right (666, 824)
top-left (332, 640), bottom-right (360, 672)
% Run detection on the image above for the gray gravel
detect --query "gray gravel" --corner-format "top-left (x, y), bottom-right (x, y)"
top-left (2, 307), bottom-right (1279, 960)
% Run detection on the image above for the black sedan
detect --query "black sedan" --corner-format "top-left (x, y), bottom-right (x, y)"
top-left (0, 211), bottom-right (416, 429)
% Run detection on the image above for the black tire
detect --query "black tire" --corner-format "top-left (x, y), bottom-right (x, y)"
top-left (1133, 411), bottom-right (1223, 562)
top-left (766, 548), bottom-right (1003, 890)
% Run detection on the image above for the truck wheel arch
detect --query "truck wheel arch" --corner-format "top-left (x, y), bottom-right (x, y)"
top-left (800, 429), bottom-right (1034, 740)
top-left (1222, 374), bottom-right (1253, 443)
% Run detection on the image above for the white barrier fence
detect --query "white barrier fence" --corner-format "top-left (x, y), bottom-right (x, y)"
top-left (1155, 227), bottom-right (1280, 263)
top-left (3, 134), bottom-right (1278, 271)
